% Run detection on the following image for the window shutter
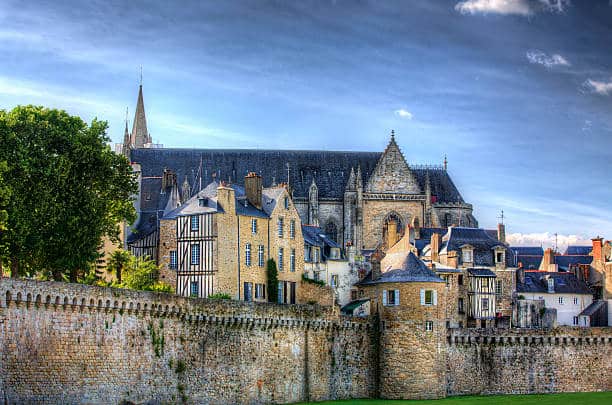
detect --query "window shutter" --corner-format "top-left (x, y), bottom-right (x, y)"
top-left (433, 290), bottom-right (438, 305)
top-left (394, 289), bottom-right (400, 306)
top-left (420, 289), bottom-right (425, 305)
top-left (382, 290), bottom-right (388, 306)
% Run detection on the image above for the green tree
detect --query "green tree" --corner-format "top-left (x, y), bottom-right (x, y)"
top-left (0, 106), bottom-right (137, 281)
top-left (0, 161), bottom-right (10, 276)
top-left (107, 249), bottom-right (132, 283)
top-left (266, 258), bottom-right (278, 303)
top-left (118, 254), bottom-right (172, 293)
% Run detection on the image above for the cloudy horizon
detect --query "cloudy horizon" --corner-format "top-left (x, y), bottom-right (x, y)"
top-left (1, 0), bottom-right (611, 245)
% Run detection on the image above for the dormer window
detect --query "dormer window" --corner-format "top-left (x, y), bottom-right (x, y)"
top-left (461, 246), bottom-right (473, 264)
top-left (494, 246), bottom-right (506, 266)
top-left (198, 198), bottom-right (207, 207)
top-left (284, 197), bottom-right (290, 210)
top-left (547, 278), bottom-right (555, 293)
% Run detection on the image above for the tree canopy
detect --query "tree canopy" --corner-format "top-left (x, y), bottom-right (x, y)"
top-left (0, 105), bottom-right (137, 281)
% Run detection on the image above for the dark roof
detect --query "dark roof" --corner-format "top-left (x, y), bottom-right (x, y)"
top-left (510, 246), bottom-right (544, 256)
top-left (579, 300), bottom-right (606, 317)
top-left (564, 245), bottom-right (592, 256)
top-left (358, 252), bottom-right (444, 285)
top-left (442, 227), bottom-right (505, 252)
top-left (468, 268), bottom-right (497, 277)
top-left (516, 256), bottom-right (543, 270)
top-left (554, 255), bottom-right (592, 271)
top-left (340, 298), bottom-right (370, 314)
top-left (418, 227), bottom-right (447, 241)
top-left (131, 148), bottom-right (465, 203)
top-left (517, 272), bottom-right (592, 294)
top-left (302, 225), bottom-right (340, 249)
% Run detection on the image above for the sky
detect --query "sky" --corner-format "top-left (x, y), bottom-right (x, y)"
top-left (0, 0), bottom-right (611, 248)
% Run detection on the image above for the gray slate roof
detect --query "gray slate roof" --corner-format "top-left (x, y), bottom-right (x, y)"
top-left (468, 268), bottom-right (497, 277)
top-left (517, 272), bottom-right (592, 295)
top-left (442, 227), bottom-right (504, 252)
top-left (359, 252), bottom-right (444, 285)
top-left (302, 225), bottom-right (340, 249)
top-left (564, 245), bottom-right (592, 256)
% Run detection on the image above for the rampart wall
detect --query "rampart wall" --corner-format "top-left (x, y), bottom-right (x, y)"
top-left (0, 278), bottom-right (611, 404)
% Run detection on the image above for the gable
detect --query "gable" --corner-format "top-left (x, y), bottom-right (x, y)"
top-left (365, 137), bottom-right (421, 194)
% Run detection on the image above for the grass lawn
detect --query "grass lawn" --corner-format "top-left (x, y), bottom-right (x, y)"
top-left (296, 392), bottom-right (612, 405)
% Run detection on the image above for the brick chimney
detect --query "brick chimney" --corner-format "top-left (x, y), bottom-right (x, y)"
top-left (497, 223), bottom-right (506, 244)
top-left (540, 248), bottom-right (555, 271)
top-left (244, 172), bottom-right (263, 209)
top-left (216, 184), bottom-right (235, 214)
top-left (592, 237), bottom-right (604, 263)
top-left (431, 232), bottom-right (440, 263)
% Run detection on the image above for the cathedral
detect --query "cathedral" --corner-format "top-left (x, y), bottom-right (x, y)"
top-left (120, 85), bottom-right (478, 257)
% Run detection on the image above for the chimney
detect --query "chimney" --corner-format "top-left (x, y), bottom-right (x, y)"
top-left (431, 232), bottom-right (441, 263)
top-left (517, 266), bottom-right (525, 285)
top-left (497, 223), bottom-right (506, 244)
top-left (216, 184), bottom-right (236, 214)
top-left (540, 248), bottom-right (555, 271)
top-left (592, 237), bottom-right (604, 263)
top-left (244, 172), bottom-right (263, 209)
top-left (370, 249), bottom-right (384, 281)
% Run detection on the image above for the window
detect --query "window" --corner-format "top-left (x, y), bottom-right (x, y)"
top-left (278, 248), bottom-right (284, 271)
top-left (331, 274), bottom-right (339, 288)
top-left (190, 215), bottom-right (199, 231)
top-left (290, 220), bottom-right (295, 239)
top-left (573, 316), bottom-right (579, 325)
top-left (304, 246), bottom-right (311, 262)
top-left (198, 198), bottom-right (207, 207)
top-left (496, 251), bottom-right (504, 263)
top-left (425, 321), bottom-right (434, 332)
top-left (481, 298), bottom-right (489, 311)
top-left (290, 249), bottom-right (295, 272)
top-left (245, 243), bottom-right (251, 266)
top-left (573, 297), bottom-right (578, 305)
top-left (251, 218), bottom-right (257, 234)
top-left (169, 251), bottom-right (177, 269)
top-left (284, 196), bottom-right (290, 210)
top-left (314, 248), bottom-right (319, 263)
top-left (191, 244), bottom-right (200, 265)
top-left (458, 298), bottom-right (464, 314)
top-left (278, 217), bottom-right (284, 238)
top-left (443, 275), bottom-right (451, 287)
top-left (495, 280), bottom-right (503, 297)
top-left (351, 290), bottom-right (358, 301)
top-left (277, 281), bottom-right (284, 303)
top-left (383, 289), bottom-right (400, 306)
top-left (558, 297), bottom-right (564, 305)
top-left (244, 282), bottom-right (253, 302)
top-left (190, 281), bottom-right (199, 297)
top-left (421, 289), bottom-right (436, 306)
top-left (258, 245), bottom-right (264, 267)
top-left (458, 274), bottom-right (464, 285)
top-left (255, 283), bottom-right (266, 300)
top-left (462, 249), bottom-right (473, 263)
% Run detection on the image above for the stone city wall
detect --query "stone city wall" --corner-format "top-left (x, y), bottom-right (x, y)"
top-left (0, 278), bottom-right (377, 404)
top-left (446, 327), bottom-right (612, 396)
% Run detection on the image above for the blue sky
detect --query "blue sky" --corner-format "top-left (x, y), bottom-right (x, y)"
top-left (1, 0), bottom-right (611, 247)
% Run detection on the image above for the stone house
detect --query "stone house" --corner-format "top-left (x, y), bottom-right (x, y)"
top-left (157, 173), bottom-right (303, 303)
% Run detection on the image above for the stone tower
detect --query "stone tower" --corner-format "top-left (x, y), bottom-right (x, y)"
top-left (358, 251), bottom-right (447, 399)
top-left (131, 85), bottom-right (151, 148)
top-left (308, 178), bottom-right (319, 226)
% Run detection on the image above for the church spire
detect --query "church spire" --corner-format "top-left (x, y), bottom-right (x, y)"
top-left (121, 107), bottom-right (131, 158)
top-left (131, 83), bottom-right (150, 148)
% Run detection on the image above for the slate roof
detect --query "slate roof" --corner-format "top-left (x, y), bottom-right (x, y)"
top-left (517, 272), bottom-right (592, 294)
top-left (130, 148), bottom-right (465, 204)
top-left (510, 246), bottom-right (544, 256)
top-left (468, 268), bottom-right (497, 277)
top-left (516, 256), bottom-right (543, 270)
top-left (564, 245), bottom-right (592, 256)
top-left (358, 252), bottom-right (444, 285)
top-left (579, 300), bottom-right (606, 317)
top-left (340, 298), bottom-right (370, 315)
top-left (554, 255), bottom-right (593, 271)
top-left (441, 227), bottom-right (505, 252)
top-left (302, 225), bottom-right (340, 249)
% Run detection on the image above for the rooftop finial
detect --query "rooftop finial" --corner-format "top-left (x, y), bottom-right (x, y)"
top-left (391, 129), bottom-right (395, 140)
top-left (443, 154), bottom-right (448, 170)
top-left (498, 209), bottom-right (505, 225)
top-left (139, 65), bottom-right (143, 86)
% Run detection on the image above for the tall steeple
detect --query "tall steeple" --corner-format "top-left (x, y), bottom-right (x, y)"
top-left (121, 107), bottom-right (131, 158)
top-left (131, 84), bottom-right (150, 148)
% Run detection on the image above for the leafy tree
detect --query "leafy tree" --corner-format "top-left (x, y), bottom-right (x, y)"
top-left (266, 258), bottom-right (278, 303)
top-left (106, 251), bottom-right (172, 293)
top-left (0, 106), bottom-right (137, 281)
top-left (107, 249), bottom-right (132, 283)
top-left (0, 161), bottom-right (10, 276)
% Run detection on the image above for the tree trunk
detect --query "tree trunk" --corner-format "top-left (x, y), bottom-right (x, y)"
top-left (116, 265), bottom-right (122, 283)
top-left (10, 257), bottom-right (18, 278)
top-left (69, 269), bottom-right (77, 283)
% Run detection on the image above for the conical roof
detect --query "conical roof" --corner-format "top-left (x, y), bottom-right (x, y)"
top-left (131, 85), bottom-right (149, 148)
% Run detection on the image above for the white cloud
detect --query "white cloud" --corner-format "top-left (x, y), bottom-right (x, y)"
top-left (394, 108), bottom-right (413, 119)
top-left (506, 232), bottom-right (591, 249)
top-left (583, 79), bottom-right (612, 96)
top-left (455, 0), bottom-right (532, 16)
top-left (455, 0), bottom-right (570, 16)
top-left (526, 50), bottom-right (570, 68)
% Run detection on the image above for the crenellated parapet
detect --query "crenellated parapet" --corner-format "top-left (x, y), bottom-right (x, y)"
top-left (0, 278), bottom-right (371, 332)
top-left (447, 327), bottom-right (612, 346)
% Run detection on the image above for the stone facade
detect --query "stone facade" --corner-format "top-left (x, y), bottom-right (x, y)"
top-left (1, 278), bottom-right (611, 404)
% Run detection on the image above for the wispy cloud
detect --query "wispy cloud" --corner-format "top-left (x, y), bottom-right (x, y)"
top-left (583, 79), bottom-right (612, 95)
top-left (506, 232), bottom-right (591, 248)
top-left (455, 0), bottom-right (533, 16)
top-left (526, 50), bottom-right (570, 68)
top-left (455, 0), bottom-right (570, 16)
top-left (394, 108), bottom-right (413, 119)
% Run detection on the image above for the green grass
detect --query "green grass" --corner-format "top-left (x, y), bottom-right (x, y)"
top-left (297, 392), bottom-right (612, 405)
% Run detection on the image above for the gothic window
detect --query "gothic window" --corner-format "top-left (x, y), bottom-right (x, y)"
top-left (444, 213), bottom-right (452, 227)
top-left (325, 221), bottom-right (338, 243)
top-left (382, 212), bottom-right (404, 249)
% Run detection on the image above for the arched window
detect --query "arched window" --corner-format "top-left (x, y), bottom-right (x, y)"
top-left (382, 212), bottom-right (404, 249)
top-left (325, 221), bottom-right (338, 243)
